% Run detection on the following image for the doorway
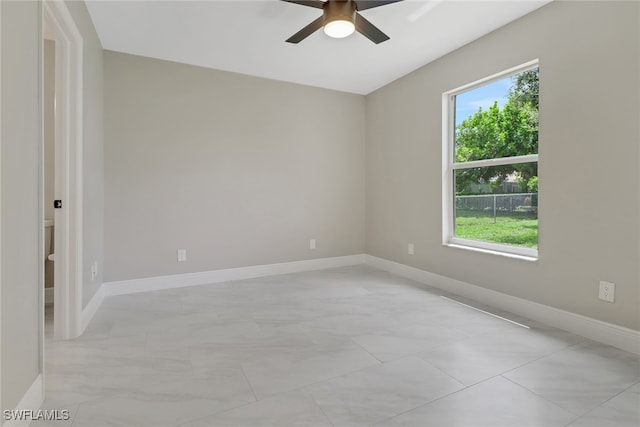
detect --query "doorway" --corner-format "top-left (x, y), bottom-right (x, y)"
top-left (42, 0), bottom-right (83, 341)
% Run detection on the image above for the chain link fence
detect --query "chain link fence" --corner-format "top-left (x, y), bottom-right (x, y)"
top-left (456, 193), bottom-right (538, 222)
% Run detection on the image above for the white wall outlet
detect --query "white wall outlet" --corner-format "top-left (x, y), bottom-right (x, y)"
top-left (598, 281), bottom-right (615, 303)
top-left (177, 249), bottom-right (187, 262)
top-left (408, 243), bottom-right (415, 255)
top-left (310, 239), bottom-right (316, 250)
top-left (91, 261), bottom-right (98, 281)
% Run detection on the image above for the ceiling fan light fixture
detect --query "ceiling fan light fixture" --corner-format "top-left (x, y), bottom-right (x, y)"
top-left (324, 19), bottom-right (355, 38)
top-left (322, 0), bottom-right (356, 39)
top-left (283, 0), bottom-right (399, 44)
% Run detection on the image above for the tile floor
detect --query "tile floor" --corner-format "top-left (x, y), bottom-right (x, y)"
top-left (39, 266), bottom-right (640, 426)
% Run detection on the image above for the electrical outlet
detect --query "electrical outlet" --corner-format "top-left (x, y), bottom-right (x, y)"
top-left (598, 281), bottom-right (615, 303)
top-left (91, 261), bottom-right (98, 281)
top-left (310, 239), bottom-right (316, 250)
top-left (177, 249), bottom-right (187, 262)
top-left (408, 243), bottom-right (415, 255)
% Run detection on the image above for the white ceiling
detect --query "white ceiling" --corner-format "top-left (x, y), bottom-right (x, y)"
top-left (85, 0), bottom-right (551, 95)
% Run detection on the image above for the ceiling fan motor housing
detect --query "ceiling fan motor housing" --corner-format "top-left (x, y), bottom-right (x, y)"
top-left (324, 0), bottom-right (357, 26)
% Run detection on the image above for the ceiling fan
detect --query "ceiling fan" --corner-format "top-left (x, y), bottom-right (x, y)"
top-left (282, 0), bottom-right (404, 44)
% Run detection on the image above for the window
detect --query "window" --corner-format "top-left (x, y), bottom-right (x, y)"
top-left (443, 61), bottom-right (539, 259)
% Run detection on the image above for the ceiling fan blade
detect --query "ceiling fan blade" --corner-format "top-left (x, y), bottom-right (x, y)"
top-left (355, 13), bottom-right (389, 44)
top-left (281, 0), bottom-right (325, 9)
top-left (286, 16), bottom-right (325, 43)
top-left (355, 0), bottom-right (404, 11)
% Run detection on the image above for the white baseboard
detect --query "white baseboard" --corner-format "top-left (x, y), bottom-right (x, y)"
top-left (79, 254), bottom-right (366, 329)
top-left (44, 288), bottom-right (53, 305)
top-left (101, 254), bottom-right (365, 297)
top-left (77, 252), bottom-right (639, 355)
top-left (3, 374), bottom-right (44, 427)
top-left (80, 285), bottom-right (105, 334)
top-left (365, 255), bottom-right (640, 355)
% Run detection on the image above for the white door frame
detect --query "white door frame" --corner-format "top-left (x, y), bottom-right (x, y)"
top-left (43, 0), bottom-right (83, 340)
top-left (0, 0), bottom-right (4, 415)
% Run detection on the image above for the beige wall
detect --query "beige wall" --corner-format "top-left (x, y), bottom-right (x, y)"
top-left (64, 0), bottom-right (104, 307)
top-left (366, 1), bottom-right (640, 330)
top-left (1, 0), bottom-right (42, 411)
top-left (104, 52), bottom-right (365, 281)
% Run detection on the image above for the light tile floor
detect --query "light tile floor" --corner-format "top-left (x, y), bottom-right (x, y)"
top-left (39, 266), bottom-right (640, 426)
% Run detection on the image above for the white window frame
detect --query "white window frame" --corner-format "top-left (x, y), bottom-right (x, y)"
top-left (442, 60), bottom-right (539, 260)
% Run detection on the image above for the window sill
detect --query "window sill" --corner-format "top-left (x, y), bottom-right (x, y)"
top-left (444, 242), bottom-right (538, 262)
